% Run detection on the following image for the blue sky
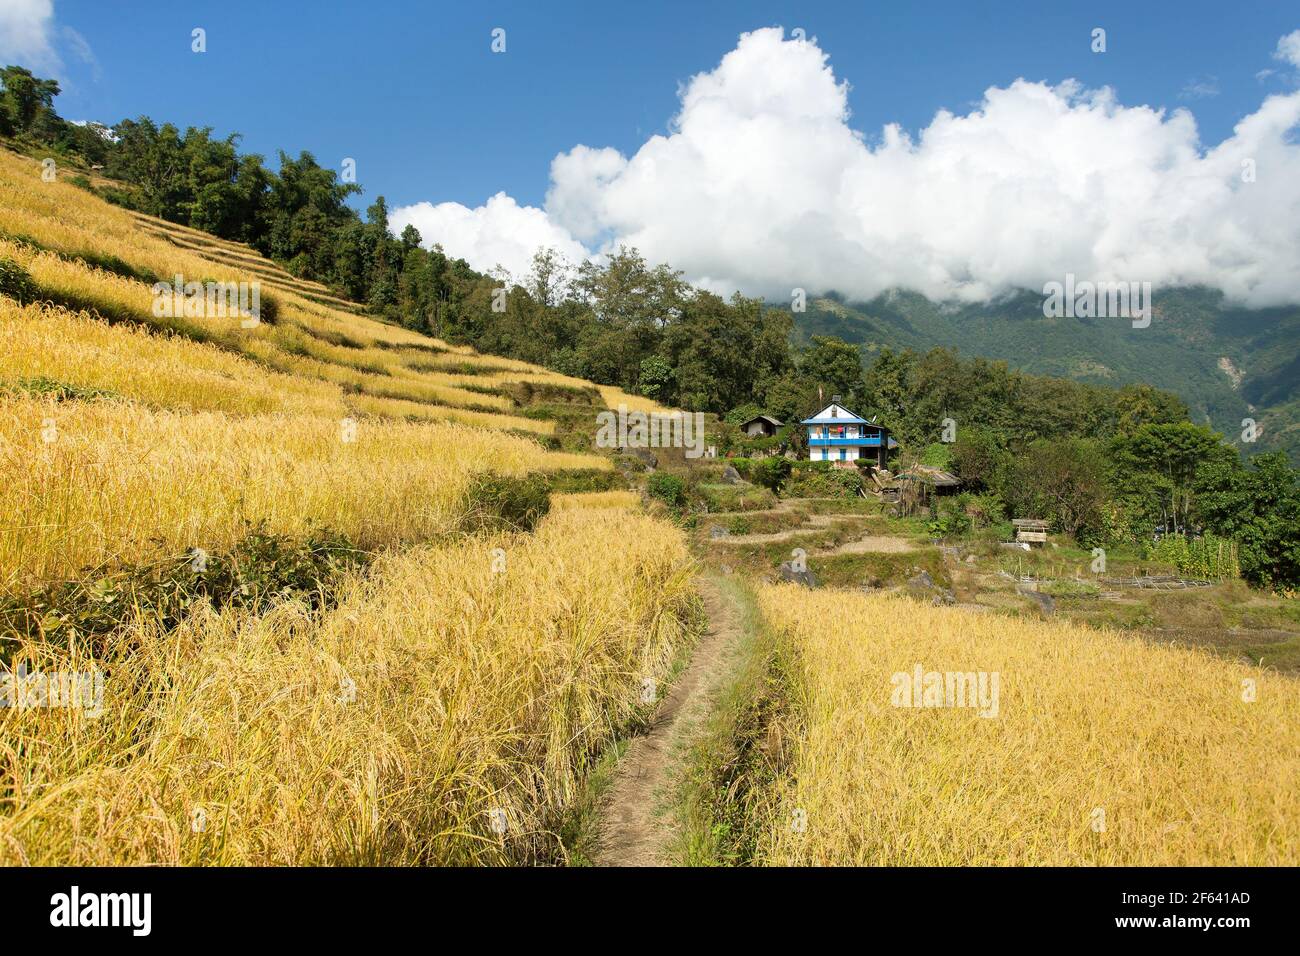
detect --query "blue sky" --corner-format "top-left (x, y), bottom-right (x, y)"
top-left (8, 1), bottom-right (1299, 305)
top-left (31, 0), bottom-right (1300, 211)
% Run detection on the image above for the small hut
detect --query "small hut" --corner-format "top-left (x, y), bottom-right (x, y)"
top-left (739, 414), bottom-right (783, 438)
top-left (880, 465), bottom-right (961, 514)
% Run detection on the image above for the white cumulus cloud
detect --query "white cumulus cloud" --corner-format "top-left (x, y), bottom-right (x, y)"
top-left (388, 192), bottom-right (589, 282)
top-left (395, 26), bottom-right (1300, 307)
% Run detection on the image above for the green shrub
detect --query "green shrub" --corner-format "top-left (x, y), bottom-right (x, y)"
top-left (723, 404), bottom-right (764, 426)
top-left (727, 457), bottom-right (755, 480)
top-left (546, 468), bottom-right (623, 494)
top-left (463, 473), bottom-right (552, 532)
top-left (647, 472), bottom-right (687, 507)
top-left (750, 457), bottom-right (792, 492)
top-left (921, 442), bottom-right (952, 468)
top-left (928, 499), bottom-right (972, 539)
top-left (0, 256), bottom-right (36, 304)
top-left (0, 525), bottom-right (368, 661)
top-left (784, 467), bottom-right (862, 499)
top-left (962, 491), bottom-right (1007, 528)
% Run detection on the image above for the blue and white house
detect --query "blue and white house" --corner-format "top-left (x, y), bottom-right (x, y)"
top-left (801, 397), bottom-right (897, 468)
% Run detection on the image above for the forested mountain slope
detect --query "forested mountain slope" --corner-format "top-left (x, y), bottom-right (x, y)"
top-left (792, 288), bottom-right (1300, 463)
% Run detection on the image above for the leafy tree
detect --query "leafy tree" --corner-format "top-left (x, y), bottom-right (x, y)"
top-left (1110, 422), bottom-right (1233, 535)
top-left (637, 356), bottom-right (675, 400)
top-left (1195, 452), bottom-right (1300, 589)
top-left (862, 347), bottom-right (913, 427)
top-left (799, 335), bottom-right (863, 407)
top-left (950, 427), bottom-right (1007, 491)
top-left (1004, 439), bottom-right (1108, 542)
top-left (0, 66), bottom-right (60, 133)
top-left (661, 292), bottom-right (769, 411)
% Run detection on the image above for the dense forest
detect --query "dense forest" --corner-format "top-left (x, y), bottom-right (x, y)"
top-left (3, 63), bottom-right (1297, 590)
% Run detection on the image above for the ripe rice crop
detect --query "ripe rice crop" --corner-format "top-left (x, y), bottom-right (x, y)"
top-left (0, 397), bottom-right (597, 591)
top-left (550, 490), bottom-right (640, 511)
top-left (754, 585), bottom-right (1300, 866)
top-left (0, 298), bottom-right (344, 417)
top-left (0, 506), bottom-right (698, 865)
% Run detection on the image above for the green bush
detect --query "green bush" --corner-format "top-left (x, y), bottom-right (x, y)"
top-left (723, 404), bottom-right (764, 426)
top-left (463, 474), bottom-right (552, 532)
top-left (783, 467), bottom-right (862, 499)
top-left (921, 442), bottom-right (953, 468)
top-left (750, 457), bottom-right (792, 492)
top-left (727, 457), bottom-right (755, 480)
top-left (962, 491), bottom-right (1007, 528)
top-left (0, 525), bottom-right (367, 661)
top-left (0, 256), bottom-right (36, 304)
top-left (735, 433), bottom-right (782, 457)
top-left (647, 472), bottom-right (687, 507)
top-left (928, 499), bottom-right (972, 539)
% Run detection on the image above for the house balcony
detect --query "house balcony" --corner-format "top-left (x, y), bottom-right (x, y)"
top-left (807, 436), bottom-right (883, 446)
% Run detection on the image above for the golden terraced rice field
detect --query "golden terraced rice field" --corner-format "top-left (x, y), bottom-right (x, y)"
top-left (0, 508), bottom-right (696, 865)
top-left (0, 146), bottom-right (699, 865)
top-left (754, 585), bottom-right (1300, 866)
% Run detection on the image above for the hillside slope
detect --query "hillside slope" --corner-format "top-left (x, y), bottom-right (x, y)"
top-left (0, 145), bottom-right (700, 866)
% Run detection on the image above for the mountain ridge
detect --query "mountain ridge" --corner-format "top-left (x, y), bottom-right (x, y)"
top-left (789, 286), bottom-right (1300, 463)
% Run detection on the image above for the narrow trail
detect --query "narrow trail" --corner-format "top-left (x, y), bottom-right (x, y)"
top-left (594, 575), bottom-right (745, 866)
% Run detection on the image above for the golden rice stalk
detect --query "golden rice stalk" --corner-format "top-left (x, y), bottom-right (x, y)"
top-left (0, 507), bottom-right (698, 865)
top-left (755, 584), bottom-right (1300, 866)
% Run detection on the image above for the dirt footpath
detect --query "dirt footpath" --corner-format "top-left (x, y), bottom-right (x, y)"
top-left (593, 575), bottom-right (744, 866)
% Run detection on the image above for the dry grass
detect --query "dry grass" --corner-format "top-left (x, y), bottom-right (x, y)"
top-left (0, 506), bottom-right (698, 865)
top-left (0, 396), bottom-right (593, 590)
top-left (0, 147), bottom-right (704, 871)
top-left (343, 393), bottom-right (554, 434)
top-left (0, 298), bottom-right (344, 416)
top-left (596, 385), bottom-right (681, 416)
top-left (0, 148), bottom-right (630, 429)
top-left (755, 584), bottom-right (1300, 865)
top-left (550, 491), bottom-right (641, 511)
